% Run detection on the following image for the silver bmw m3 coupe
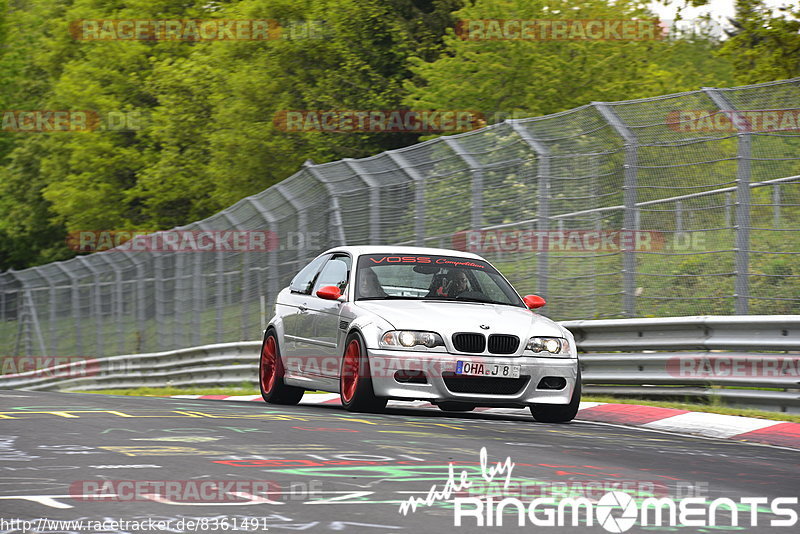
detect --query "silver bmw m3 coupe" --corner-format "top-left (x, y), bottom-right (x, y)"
top-left (259, 246), bottom-right (581, 422)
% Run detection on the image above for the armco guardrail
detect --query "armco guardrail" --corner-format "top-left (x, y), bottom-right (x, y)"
top-left (563, 315), bottom-right (800, 413)
top-left (0, 342), bottom-right (261, 392)
top-left (561, 315), bottom-right (800, 351)
top-left (1, 316), bottom-right (798, 413)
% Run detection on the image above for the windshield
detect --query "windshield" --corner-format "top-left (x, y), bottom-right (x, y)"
top-left (355, 254), bottom-right (524, 307)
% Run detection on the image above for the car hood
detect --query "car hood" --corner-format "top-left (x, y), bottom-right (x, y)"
top-left (354, 300), bottom-right (564, 338)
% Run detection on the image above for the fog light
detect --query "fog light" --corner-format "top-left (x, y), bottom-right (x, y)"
top-left (394, 370), bottom-right (428, 384)
top-left (537, 376), bottom-right (567, 390)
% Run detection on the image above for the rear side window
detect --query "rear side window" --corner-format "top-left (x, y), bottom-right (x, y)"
top-left (289, 254), bottom-right (330, 294)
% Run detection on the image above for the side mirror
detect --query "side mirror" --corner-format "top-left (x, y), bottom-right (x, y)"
top-left (316, 285), bottom-right (342, 301)
top-left (523, 294), bottom-right (546, 309)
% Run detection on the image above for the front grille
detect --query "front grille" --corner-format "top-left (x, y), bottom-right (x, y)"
top-left (452, 333), bottom-right (520, 354)
top-left (442, 373), bottom-right (530, 395)
top-left (452, 333), bottom-right (485, 353)
top-left (488, 334), bottom-right (519, 354)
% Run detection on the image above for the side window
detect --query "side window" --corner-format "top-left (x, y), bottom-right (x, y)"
top-left (289, 254), bottom-right (330, 294)
top-left (313, 255), bottom-right (352, 294)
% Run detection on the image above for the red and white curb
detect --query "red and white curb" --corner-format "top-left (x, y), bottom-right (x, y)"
top-left (170, 393), bottom-right (800, 449)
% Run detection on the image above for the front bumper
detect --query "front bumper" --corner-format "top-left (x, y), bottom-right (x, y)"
top-left (366, 348), bottom-right (578, 407)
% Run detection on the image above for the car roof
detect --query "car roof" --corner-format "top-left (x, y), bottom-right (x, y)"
top-left (319, 245), bottom-right (485, 261)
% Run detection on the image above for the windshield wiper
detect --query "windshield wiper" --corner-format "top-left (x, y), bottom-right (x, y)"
top-left (424, 296), bottom-right (508, 305)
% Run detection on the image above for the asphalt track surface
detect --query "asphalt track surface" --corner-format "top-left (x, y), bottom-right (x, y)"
top-left (0, 390), bottom-right (797, 534)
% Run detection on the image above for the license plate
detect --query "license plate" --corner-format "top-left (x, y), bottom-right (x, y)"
top-left (456, 361), bottom-right (520, 378)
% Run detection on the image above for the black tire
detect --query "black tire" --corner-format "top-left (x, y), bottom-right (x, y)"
top-left (259, 330), bottom-right (304, 405)
top-left (530, 369), bottom-right (581, 423)
top-left (339, 331), bottom-right (387, 413)
top-left (437, 401), bottom-right (475, 412)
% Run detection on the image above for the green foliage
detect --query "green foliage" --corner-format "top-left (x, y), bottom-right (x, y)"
top-left (403, 0), bottom-right (735, 122)
top-left (718, 0), bottom-right (800, 84)
top-left (0, 0), bottom-right (467, 261)
top-left (0, 0), bottom-right (795, 284)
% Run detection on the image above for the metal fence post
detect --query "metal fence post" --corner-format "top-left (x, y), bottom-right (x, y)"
top-left (76, 257), bottom-right (105, 356)
top-left (118, 251), bottom-right (145, 354)
top-left (53, 263), bottom-right (83, 356)
top-left (725, 191), bottom-right (733, 227)
top-left (218, 211), bottom-right (249, 342)
top-left (704, 87), bottom-right (751, 314)
top-left (594, 103), bottom-right (639, 317)
top-left (135, 259), bottom-right (147, 352)
top-left (78, 256), bottom-right (106, 356)
top-left (0, 276), bottom-right (6, 326)
top-left (246, 197), bottom-right (280, 335)
top-left (19, 269), bottom-right (55, 356)
top-left (152, 251), bottom-right (168, 352)
top-left (19, 290), bottom-right (46, 356)
top-left (444, 138), bottom-right (484, 229)
top-left (773, 184), bottom-right (781, 228)
top-left (96, 255), bottom-right (126, 355)
top-left (387, 151), bottom-right (426, 246)
top-left (172, 252), bottom-right (185, 350)
top-left (196, 222), bottom-right (225, 344)
top-left (215, 247), bottom-right (225, 344)
top-left (275, 183), bottom-right (309, 272)
top-left (192, 249), bottom-right (203, 344)
top-left (510, 121), bottom-right (551, 300)
top-left (304, 162), bottom-right (348, 247)
top-left (8, 270), bottom-right (45, 357)
top-left (344, 159), bottom-right (382, 245)
top-left (46, 272), bottom-right (58, 355)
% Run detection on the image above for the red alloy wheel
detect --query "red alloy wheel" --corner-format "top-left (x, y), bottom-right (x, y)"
top-left (260, 335), bottom-right (278, 393)
top-left (341, 339), bottom-right (361, 403)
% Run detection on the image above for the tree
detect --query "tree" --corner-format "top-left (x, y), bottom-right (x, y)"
top-left (718, 0), bottom-right (800, 83)
top-left (0, 0), bottom-right (75, 269)
top-left (403, 0), bottom-right (735, 120)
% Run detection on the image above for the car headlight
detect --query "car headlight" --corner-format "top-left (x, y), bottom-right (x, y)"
top-left (380, 330), bottom-right (445, 349)
top-left (526, 336), bottom-right (571, 356)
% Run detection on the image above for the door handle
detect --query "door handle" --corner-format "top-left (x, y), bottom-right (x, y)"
top-left (299, 304), bottom-right (308, 313)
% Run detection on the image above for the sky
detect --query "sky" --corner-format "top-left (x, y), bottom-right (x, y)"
top-left (647, 0), bottom-right (792, 37)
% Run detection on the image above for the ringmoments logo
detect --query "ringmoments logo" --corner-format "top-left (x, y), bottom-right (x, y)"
top-left (452, 493), bottom-right (798, 530)
top-left (399, 448), bottom-right (799, 531)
